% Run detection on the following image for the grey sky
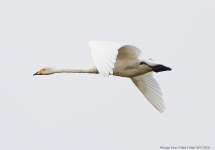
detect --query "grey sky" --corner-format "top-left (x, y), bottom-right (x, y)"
top-left (0, 0), bottom-right (214, 150)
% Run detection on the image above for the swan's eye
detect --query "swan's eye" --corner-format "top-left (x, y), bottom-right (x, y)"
top-left (43, 69), bottom-right (45, 71)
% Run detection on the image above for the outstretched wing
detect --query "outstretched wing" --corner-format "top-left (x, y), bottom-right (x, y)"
top-left (89, 41), bottom-right (141, 77)
top-left (131, 72), bottom-right (165, 113)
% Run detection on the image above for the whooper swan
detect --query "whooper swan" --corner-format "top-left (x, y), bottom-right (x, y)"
top-left (34, 41), bottom-right (171, 113)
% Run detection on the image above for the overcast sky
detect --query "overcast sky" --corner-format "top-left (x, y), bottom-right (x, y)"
top-left (0, 0), bottom-right (214, 150)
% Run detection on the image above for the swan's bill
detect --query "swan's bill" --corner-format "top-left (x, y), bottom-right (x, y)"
top-left (33, 69), bottom-right (43, 76)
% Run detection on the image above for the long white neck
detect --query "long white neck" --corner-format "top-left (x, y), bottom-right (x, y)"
top-left (52, 66), bottom-right (98, 74)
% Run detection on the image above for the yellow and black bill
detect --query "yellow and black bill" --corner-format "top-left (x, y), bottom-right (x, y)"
top-left (33, 69), bottom-right (43, 76)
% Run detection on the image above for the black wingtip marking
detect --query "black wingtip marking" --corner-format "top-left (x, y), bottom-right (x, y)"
top-left (152, 65), bottom-right (172, 73)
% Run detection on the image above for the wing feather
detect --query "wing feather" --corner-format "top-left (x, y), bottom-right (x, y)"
top-left (138, 81), bottom-right (165, 111)
top-left (131, 72), bottom-right (165, 113)
top-left (89, 41), bottom-right (141, 76)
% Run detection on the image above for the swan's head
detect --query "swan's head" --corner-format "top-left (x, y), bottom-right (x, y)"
top-left (33, 67), bottom-right (54, 76)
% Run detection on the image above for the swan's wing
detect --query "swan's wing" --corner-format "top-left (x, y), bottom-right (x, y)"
top-left (130, 72), bottom-right (165, 113)
top-left (89, 41), bottom-right (141, 76)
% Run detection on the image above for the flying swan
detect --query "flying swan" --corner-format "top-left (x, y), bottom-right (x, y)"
top-left (33, 41), bottom-right (171, 113)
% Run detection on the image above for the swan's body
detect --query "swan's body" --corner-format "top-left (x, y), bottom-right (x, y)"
top-left (34, 41), bottom-right (171, 113)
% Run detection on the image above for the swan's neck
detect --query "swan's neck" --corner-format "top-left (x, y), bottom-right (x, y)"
top-left (52, 66), bottom-right (98, 74)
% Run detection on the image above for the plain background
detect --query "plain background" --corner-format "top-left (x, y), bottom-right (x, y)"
top-left (0, 0), bottom-right (214, 150)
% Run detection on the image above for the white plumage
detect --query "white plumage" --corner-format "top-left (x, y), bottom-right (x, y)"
top-left (34, 41), bottom-right (171, 113)
top-left (89, 41), bottom-right (142, 77)
top-left (131, 72), bottom-right (165, 113)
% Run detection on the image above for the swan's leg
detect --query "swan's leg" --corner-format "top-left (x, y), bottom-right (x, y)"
top-left (152, 65), bottom-right (172, 73)
top-left (140, 61), bottom-right (172, 73)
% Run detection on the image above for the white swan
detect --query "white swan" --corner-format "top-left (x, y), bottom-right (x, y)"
top-left (34, 41), bottom-right (171, 113)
